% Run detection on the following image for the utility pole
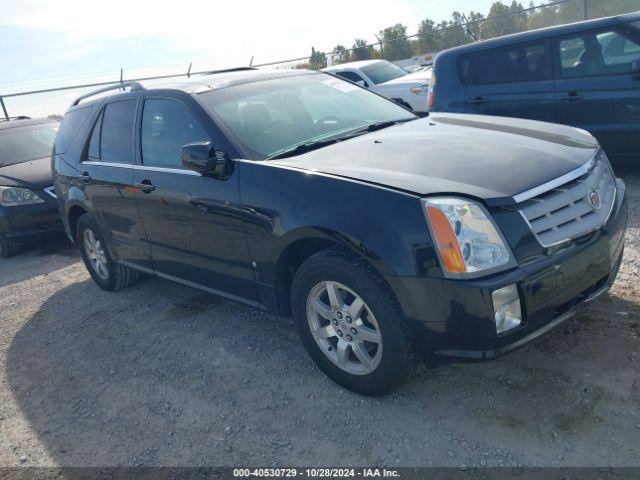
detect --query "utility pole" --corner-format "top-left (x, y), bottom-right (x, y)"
top-left (0, 95), bottom-right (9, 121)
top-left (584, 0), bottom-right (588, 20)
top-left (375, 34), bottom-right (384, 58)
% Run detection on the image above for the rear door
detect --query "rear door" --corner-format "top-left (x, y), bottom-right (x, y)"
top-left (131, 94), bottom-right (257, 302)
top-left (553, 26), bottom-right (640, 163)
top-left (464, 40), bottom-right (556, 122)
top-left (81, 97), bottom-right (150, 267)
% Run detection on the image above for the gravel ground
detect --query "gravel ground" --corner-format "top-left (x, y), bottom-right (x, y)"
top-left (0, 174), bottom-right (639, 469)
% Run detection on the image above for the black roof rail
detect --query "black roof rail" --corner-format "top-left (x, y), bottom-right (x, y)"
top-left (71, 81), bottom-right (145, 106)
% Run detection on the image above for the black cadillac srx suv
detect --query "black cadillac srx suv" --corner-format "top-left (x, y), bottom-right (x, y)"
top-left (53, 69), bottom-right (628, 395)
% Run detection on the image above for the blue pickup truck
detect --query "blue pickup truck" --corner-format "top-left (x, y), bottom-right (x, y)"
top-left (429, 12), bottom-right (640, 166)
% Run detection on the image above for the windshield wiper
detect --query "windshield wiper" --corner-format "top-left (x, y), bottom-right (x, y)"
top-left (268, 118), bottom-right (415, 160)
top-left (268, 138), bottom-right (342, 159)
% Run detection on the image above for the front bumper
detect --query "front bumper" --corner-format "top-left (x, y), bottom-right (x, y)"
top-left (0, 196), bottom-right (63, 247)
top-left (392, 179), bottom-right (628, 360)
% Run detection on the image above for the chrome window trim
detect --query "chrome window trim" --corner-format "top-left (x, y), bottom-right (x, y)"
top-left (512, 150), bottom-right (598, 204)
top-left (82, 161), bottom-right (201, 176)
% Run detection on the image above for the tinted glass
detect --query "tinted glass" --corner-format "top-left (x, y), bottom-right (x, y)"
top-left (87, 111), bottom-right (102, 161)
top-left (335, 71), bottom-right (366, 84)
top-left (558, 30), bottom-right (640, 78)
top-left (475, 42), bottom-right (548, 84)
top-left (141, 98), bottom-right (209, 168)
top-left (458, 56), bottom-right (473, 84)
top-left (360, 61), bottom-right (407, 84)
top-left (0, 124), bottom-right (58, 166)
top-left (198, 74), bottom-right (414, 159)
top-left (55, 106), bottom-right (92, 154)
top-left (100, 100), bottom-right (136, 163)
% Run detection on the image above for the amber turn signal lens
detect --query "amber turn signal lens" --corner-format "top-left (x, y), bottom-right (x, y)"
top-left (426, 206), bottom-right (466, 273)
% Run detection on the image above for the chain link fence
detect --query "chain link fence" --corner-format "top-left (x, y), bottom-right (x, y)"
top-left (1, 0), bottom-right (638, 120)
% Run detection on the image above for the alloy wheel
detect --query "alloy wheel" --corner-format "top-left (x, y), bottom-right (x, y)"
top-left (83, 228), bottom-right (109, 280)
top-left (306, 281), bottom-right (383, 375)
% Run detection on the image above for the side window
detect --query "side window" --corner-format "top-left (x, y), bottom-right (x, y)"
top-left (141, 98), bottom-right (209, 168)
top-left (601, 31), bottom-right (640, 67)
top-left (557, 29), bottom-right (640, 78)
top-left (475, 42), bottom-right (548, 85)
top-left (335, 71), bottom-right (367, 86)
top-left (100, 100), bottom-right (137, 163)
top-left (458, 55), bottom-right (474, 85)
top-left (87, 110), bottom-right (102, 161)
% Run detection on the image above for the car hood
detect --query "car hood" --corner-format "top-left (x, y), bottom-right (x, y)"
top-left (270, 113), bottom-right (599, 206)
top-left (0, 157), bottom-right (53, 189)
top-left (380, 70), bottom-right (431, 86)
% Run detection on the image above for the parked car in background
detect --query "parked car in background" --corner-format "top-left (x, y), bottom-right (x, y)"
top-left (0, 117), bottom-right (62, 257)
top-left (54, 69), bottom-right (626, 395)
top-left (323, 60), bottom-right (431, 113)
top-left (429, 12), bottom-right (640, 166)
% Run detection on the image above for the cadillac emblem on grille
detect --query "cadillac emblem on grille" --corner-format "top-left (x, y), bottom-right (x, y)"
top-left (587, 189), bottom-right (601, 210)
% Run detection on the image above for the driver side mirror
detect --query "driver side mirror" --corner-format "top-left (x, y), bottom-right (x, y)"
top-left (181, 141), bottom-right (233, 179)
top-left (632, 58), bottom-right (640, 78)
top-left (355, 79), bottom-right (369, 88)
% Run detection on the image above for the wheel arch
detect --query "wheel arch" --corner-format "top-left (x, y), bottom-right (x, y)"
top-left (66, 204), bottom-right (89, 244)
top-left (273, 227), bottom-right (400, 318)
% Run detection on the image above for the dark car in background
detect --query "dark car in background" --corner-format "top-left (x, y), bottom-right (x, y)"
top-left (0, 117), bottom-right (61, 257)
top-left (429, 12), bottom-right (640, 167)
top-left (53, 69), bottom-right (627, 395)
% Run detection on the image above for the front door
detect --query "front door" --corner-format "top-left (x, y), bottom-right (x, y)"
top-left (553, 27), bottom-right (640, 164)
top-left (464, 40), bottom-right (556, 122)
top-left (132, 95), bottom-right (257, 303)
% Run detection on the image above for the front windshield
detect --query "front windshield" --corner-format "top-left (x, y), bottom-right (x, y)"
top-left (198, 73), bottom-right (415, 159)
top-left (0, 124), bottom-right (58, 167)
top-left (360, 61), bottom-right (408, 84)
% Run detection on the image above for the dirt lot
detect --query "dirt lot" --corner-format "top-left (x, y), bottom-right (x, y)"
top-left (0, 174), bottom-right (639, 469)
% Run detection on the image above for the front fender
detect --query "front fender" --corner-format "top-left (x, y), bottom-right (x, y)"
top-left (238, 161), bottom-right (437, 310)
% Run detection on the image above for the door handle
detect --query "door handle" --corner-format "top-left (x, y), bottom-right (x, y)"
top-left (466, 96), bottom-right (485, 105)
top-left (134, 181), bottom-right (156, 193)
top-left (79, 172), bottom-right (91, 184)
top-left (561, 92), bottom-right (584, 102)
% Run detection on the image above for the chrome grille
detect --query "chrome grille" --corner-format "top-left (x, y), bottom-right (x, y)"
top-left (516, 150), bottom-right (616, 247)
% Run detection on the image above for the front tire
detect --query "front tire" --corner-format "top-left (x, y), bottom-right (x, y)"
top-left (0, 236), bottom-right (21, 258)
top-left (291, 247), bottom-right (416, 396)
top-left (76, 214), bottom-right (140, 291)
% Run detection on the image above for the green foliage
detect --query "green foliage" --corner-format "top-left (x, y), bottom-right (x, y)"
top-left (331, 45), bottom-right (351, 65)
top-left (378, 24), bottom-right (413, 61)
top-left (309, 47), bottom-right (327, 70)
top-left (352, 39), bottom-right (374, 61)
top-left (385, 0), bottom-right (639, 61)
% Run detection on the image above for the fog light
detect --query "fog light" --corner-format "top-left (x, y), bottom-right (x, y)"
top-left (492, 284), bottom-right (522, 334)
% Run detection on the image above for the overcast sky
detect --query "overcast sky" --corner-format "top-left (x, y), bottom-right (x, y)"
top-left (1, 0), bottom-right (497, 90)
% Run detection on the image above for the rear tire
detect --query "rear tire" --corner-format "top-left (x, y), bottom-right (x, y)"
top-left (0, 236), bottom-right (21, 258)
top-left (291, 246), bottom-right (416, 396)
top-left (76, 214), bottom-right (140, 291)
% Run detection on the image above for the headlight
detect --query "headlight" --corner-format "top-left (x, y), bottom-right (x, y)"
top-left (410, 85), bottom-right (428, 95)
top-left (0, 187), bottom-right (45, 206)
top-left (422, 197), bottom-right (515, 278)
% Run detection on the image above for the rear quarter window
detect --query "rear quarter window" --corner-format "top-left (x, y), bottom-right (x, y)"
top-left (55, 106), bottom-right (93, 154)
top-left (457, 55), bottom-right (474, 85)
top-left (474, 42), bottom-right (549, 85)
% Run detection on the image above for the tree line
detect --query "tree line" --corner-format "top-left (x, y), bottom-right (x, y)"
top-left (301, 0), bottom-right (638, 69)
